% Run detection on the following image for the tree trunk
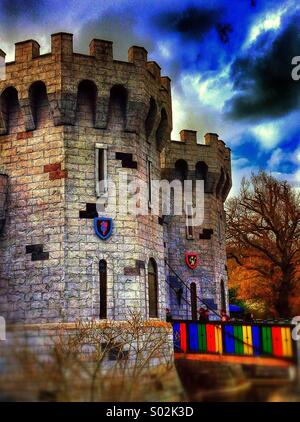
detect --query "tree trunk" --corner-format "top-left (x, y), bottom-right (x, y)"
top-left (274, 291), bottom-right (290, 318)
top-left (273, 266), bottom-right (294, 318)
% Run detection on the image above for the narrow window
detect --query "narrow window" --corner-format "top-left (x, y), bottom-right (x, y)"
top-left (148, 258), bottom-right (158, 318)
top-left (0, 86), bottom-right (22, 134)
top-left (108, 85), bottom-right (127, 130)
top-left (98, 148), bottom-right (104, 181)
top-left (195, 161), bottom-right (208, 191)
top-left (220, 279), bottom-right (226, 311)
top-left (218, 213), bottom-right (223, 243)
top-left (95, 144), bottom-right (107, 197)
top-left (76, 80), bottom-right (97, 127)
top-left (99, 259), bottom-right (107, 319)
top-left (190, 282), bottom-right (197, 320)
top-left (147, 158), bottom-right (152, 207)
top-left (29, 81), bottom-right (51, 129)
top-left (216, 168), bottom-right (225, 197)
top-left (186, 203), bottom-right (194, 239)
top-left (156, 108), bottom-right (169, 150)
top-left (145, 97), bottom-right (157, 140)
top-left (175, 159), bottom-right (188, 181)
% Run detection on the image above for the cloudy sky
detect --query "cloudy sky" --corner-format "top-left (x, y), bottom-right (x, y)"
top-left (0, 0), bottom-right (299, 195)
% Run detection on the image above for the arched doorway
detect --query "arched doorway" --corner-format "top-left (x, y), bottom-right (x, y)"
top-left (148, 258), bottom-right (158, 318)
top-left (190, 282), bottom-right (197, 320)
top-left (99, 259), bottom-right (107, 319)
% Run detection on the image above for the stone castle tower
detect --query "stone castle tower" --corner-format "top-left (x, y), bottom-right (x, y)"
top-left (162, 131), bottom-right (231, 320)
top-left (0, 33), bottom-right (231, 325)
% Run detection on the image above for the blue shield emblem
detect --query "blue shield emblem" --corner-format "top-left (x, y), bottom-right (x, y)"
top-left (94, 217), bottom-right (113, 240)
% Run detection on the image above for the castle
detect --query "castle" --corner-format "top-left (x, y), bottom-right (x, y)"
top-left (0, 33), bottom-right (231, 326)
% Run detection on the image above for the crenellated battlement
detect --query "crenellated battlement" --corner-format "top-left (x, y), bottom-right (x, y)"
top-left (176, 130), bottom-right (231, 153)
top-left (162, 130), bottom-right (231, 200)
top-left (0, 33), bottom-right (173, 151)
top-left (1, 32), bottom-right (171, 90)
top-left (14, 39), bottom-right (41, 62)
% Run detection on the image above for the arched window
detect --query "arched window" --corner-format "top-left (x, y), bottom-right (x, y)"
top-left (99, 259), bottom-right (107, 319)
top-left (195, 161), bottom-right (208, 190)
top-left (148, 258), bottom-right (158, 318)
top-left (216, 168), bottom-right (225, 198)
top-left (0, 86), bottom-right (22, 134)
top-left (76, 80), bottom-right (97, 127)
top-left (220, 279), bottom-right (226, 311)
top-left (145, 97), bottom-right (157, 139)
top-left (108, 84), bottom-right (127, 130)
top-left (29, 81), bottom-right (51, 129)
top-left (190, 282), bottom-right (197, 320)
top-left (222, 172), bottom-right (230, 199)
top-left (175, 159), bottom-right (188, 181)
top-left (156, 108), bottom-right (168, 149)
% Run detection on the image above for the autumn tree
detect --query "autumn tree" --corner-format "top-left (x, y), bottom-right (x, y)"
top-left (226, 171), bottom-right (300, 318)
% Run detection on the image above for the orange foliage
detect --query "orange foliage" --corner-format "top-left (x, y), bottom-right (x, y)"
top-left (227, 251), bottom-right (300, 317)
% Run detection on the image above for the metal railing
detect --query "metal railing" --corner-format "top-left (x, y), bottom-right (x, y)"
top-left (165, 259), bottom-right (221, 318)
top-left (165, 260), bottom-right (296, 361)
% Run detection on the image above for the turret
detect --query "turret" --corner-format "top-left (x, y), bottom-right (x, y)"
top-left (162, 130), bottom-right (231, 319)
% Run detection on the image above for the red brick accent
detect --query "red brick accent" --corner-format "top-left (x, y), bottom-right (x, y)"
top-left (17, 131), bottom-right (33, 140)
top-left (124, 267), bottom-right (139, 276)
top-left (49, 170), bottom-right (67, 180)
top-left (44, 163), bottom-right (67, 180)
top-left (44, 163), bottom-right (61, 173)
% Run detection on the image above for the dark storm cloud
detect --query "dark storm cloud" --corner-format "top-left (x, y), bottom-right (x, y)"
top-left (225, 14), bottom-right (300, 120)
top-left (76, 8), bottom-right (156, 61)
top-left (0, 0), bottom-right (48, 44)
top-left (154, 6), bottom-right (233, 44)
top-left (1, 0), bottom-right (44, 21)
top-left (216, 23), bottom-right (233, 44)
top-left (155, 7), bottom-right (220, 40)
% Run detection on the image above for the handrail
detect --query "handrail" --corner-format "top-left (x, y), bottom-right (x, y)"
top-left (165, 274), bottom-right (193, 310)
top-left (165, 259), bottom-right (221, 318)
top-left (165, 260), bottom-right (262, 352)
top-left (172, 319), bottom-right (293, 328)
top-left (171, 319), bottom-right (296, 360)
top-left (174, 320), bottom-right (261, 355)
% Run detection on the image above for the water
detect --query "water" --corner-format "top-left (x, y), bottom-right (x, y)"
top-left (175, 359), bottom-right (297, 402)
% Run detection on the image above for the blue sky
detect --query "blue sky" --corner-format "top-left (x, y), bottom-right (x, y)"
top-left (0, 0), bottom-right (299, 195)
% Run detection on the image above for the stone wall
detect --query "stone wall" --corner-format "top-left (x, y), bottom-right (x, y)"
top-left (0, 33), bottom-right (172, 323)
top-left (162, 131), bottom-right (231, 319)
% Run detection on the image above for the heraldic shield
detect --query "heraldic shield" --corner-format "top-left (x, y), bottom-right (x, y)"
top-left (185, 252), bottom-right (198, 270)
top-left (94, 217), bottom-right (113, 240)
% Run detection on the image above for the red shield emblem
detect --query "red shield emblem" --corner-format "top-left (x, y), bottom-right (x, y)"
top-left (94, 217), bottom-right (113, 240)
top-left (185, 253), bottom-right (198, 270)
